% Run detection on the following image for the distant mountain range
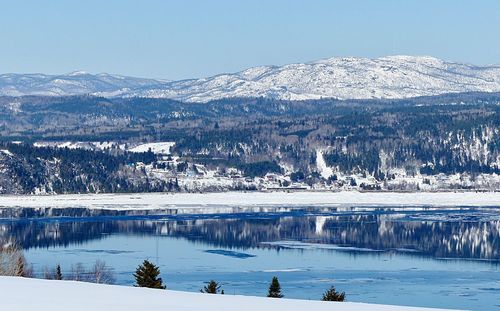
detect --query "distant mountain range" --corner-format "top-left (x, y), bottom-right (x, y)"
top-left (1, 56), bottom-right (500, 102)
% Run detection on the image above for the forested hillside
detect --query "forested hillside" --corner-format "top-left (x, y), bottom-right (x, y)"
top-left (0, 93), bottom-right (499, 193)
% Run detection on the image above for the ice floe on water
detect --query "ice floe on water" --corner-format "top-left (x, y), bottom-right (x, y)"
top-left (0, 191), bottom-right (499, 212)
top-left (261, 241), bottom-right (383, 252)
top-left (204, 249), bottom-right (256, 259)
top-left (259, 268), bottom-right (308, 273)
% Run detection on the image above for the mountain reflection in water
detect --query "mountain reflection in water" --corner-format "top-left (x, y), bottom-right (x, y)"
top-left (0, 207), bottom-right (499, 260)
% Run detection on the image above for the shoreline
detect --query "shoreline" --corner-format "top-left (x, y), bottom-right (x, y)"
top-left (0, 191), bottom-right (499, 211)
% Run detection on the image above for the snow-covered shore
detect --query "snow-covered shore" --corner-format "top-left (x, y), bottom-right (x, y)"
top-left (0, 277), bottom-right (456, 311)
top-left (0, 191), bottom-right (498, 211)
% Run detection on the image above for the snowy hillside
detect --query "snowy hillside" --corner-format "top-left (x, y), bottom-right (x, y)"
top-left (1, 56), bottom-right (500, 102)
top-left (0, 71), bottom-right (166, 97)
top-left (0, 277), bottom-right (454, 311)
top-left (135, 56), bottom-right (500, 102)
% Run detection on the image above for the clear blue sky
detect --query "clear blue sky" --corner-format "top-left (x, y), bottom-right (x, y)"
top-left (1, 0), bottom-right (498, 79)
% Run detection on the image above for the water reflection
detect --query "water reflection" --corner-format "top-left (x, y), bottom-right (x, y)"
top-left (1, 208), bottom-right (499, 260)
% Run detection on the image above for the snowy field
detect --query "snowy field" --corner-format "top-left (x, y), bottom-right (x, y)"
top-left (0, 191), bottom-right (498, 211)
top-left (128, 142), bottom-right (175, 154)
top-left (0, 277), bottom-right (456, 311)
top-left (32, 141), bottom-right (176, 155)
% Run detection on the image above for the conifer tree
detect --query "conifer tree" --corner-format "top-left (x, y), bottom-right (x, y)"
top-left (55, 264), bottom-right (63, 280)
top-left (321, 286), bottom-right (345, 302)
top-left (267, 276), bottom-right (283, 298)
top-left (133, 260), bottom-right (166, 289)
top-left (201, 280), bottom-right (222, 294)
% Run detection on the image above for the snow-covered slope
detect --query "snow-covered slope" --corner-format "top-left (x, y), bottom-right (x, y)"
top-left (0, 71), bottom-right (166, 97)
top-left (0, 277), bottom-right (455, 311)
top-left (135, 56), bottom-right (500, 102)
top-left (128, 142), bottom-right (176, 154)
top-left (32, 141), bottom-right (175, 154)
top-left (2, 56), bottom-right (500, 102)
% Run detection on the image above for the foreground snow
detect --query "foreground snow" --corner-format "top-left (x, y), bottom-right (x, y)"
top-left (0, 191), bottom-right (498, 211)
top-left (0, 277), bottom-right (456, 311)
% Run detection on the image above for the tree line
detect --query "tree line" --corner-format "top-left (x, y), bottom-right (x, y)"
top-left (133, 259), bottom-right (345, 302)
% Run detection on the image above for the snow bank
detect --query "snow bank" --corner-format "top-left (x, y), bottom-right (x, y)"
top-left (0, 191), bottom-right (498, 211)
top-left (0, 277), bottom-right (455, 311)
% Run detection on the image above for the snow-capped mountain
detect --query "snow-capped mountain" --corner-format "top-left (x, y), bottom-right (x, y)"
top-left (2, 56), bottom-right (500, 102)
top-left (0, 71), bottom-right (167, 97)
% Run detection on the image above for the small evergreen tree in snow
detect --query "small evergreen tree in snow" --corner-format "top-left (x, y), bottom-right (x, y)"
top-left (201, 280), bottom-right (222, 294)
top-left (267, 276), bottom-right (283, 298)
top-left (55, 264), bottom-right (63, 280)
top-left (322, 286), bottom-right (345, 302)
top-left (133, 260), bottom-right (166, 289)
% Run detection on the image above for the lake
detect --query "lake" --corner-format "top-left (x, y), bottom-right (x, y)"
top-left (1, 206), bottom-right (499, 310)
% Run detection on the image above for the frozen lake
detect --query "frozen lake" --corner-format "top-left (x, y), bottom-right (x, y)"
top-left (1, 206), bottom-right (499, 310)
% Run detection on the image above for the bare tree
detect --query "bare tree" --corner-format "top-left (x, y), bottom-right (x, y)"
top-left (0, 244), bottom-right (31, 277)
top-left (67, 260), bottom-right (115, 284)
top-left (23, 263), bottom-right (34, 278)
top-left (43, 266), bottom-right (54, 280)
top-left (90, 259), bottom-right (115, 284)
top-left (70, 263), bottom-right (87, 282)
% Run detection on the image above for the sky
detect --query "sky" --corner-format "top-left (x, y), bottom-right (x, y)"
top-left (0, 0), bottom-right (499, 79)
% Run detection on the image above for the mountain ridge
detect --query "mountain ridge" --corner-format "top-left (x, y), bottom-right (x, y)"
top-left (1, 55), bottom-right (500, 102)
